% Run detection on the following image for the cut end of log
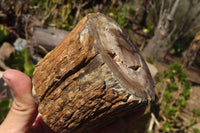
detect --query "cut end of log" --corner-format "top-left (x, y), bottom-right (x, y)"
top-left (32, 13), bottom-right (155, 133)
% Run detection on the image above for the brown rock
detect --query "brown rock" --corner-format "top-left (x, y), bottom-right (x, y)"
top-left (32, 13), bottom-right (155, 133)
top-left (0, 42), bottom-right (15, 61)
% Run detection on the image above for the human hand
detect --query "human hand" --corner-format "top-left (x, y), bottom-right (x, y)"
top-left (0, 69), bottom-right (145, 133)
top-left (0, 69), bottom-right (54, 133)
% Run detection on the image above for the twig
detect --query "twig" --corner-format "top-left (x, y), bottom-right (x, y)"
top-left (158, 81), bottom-right (167, 104)
top-left (167, 21), bottom-right (177, 40)
top-left (72, 1), bottom-right (88, 27)
top-left (24, 15), bottom-right (31, 42)
top-left (148, 113), bottom-right (155, 132)
top-left (148, 113), bottom-right (161, 132)
top-left (149, 0), bottom-right (158, 24)
top-left (41, 3), bottom-right (57, 25)
top-left (14, 3), bottom-right (22, 29)
top-left (159, 0), bottom-right (165, 20)
top-left (4, 26), bottom-right (19, 38)
top-left (38, 45), bottom-right (48, 54)
top-left (165, 0), bottom-right (180, 29)
top-left (152, 113), bottom-right (161, 128)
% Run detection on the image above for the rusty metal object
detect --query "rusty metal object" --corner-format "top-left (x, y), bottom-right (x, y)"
top-left (32, 13), bottom-right (155, 133)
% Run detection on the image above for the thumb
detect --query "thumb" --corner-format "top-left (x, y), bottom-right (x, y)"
top-left (0, 69), bottom-right (38, 133)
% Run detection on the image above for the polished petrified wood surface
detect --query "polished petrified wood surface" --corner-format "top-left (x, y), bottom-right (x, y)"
top-left (32, 13), bottom-right (155, 133)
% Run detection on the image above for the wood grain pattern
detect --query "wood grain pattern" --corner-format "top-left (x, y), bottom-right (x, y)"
top-left (32, 13), bottom-right (155, 133)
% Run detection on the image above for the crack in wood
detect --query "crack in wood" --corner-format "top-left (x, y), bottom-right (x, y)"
top-left (32, 13), bottom-right (155, 133)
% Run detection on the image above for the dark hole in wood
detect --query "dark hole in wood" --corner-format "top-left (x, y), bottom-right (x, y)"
top-left (128, 65), bottom-right (141, 71)
top-left (107, 52), bottom-right (116, 58)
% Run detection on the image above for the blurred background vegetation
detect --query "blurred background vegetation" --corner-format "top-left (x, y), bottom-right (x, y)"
top-left (0, 0), bottom-right (200, 132)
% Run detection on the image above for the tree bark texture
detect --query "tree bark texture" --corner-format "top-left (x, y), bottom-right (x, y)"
top-left (142, 0), bottom-right (181, 60)
top-left (32, 13), bottom-right (155, 133)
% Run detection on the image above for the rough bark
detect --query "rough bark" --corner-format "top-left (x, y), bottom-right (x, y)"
top-left (32, 13), bottom-right (155, 133)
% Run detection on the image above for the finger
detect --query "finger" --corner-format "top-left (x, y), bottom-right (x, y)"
top-left (30, 114), bottom-right (56, 133)
top-left (0, 69), bottom-right (38, 133)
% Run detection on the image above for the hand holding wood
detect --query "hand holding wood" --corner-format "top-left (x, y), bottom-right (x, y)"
top-left (32, 13), bottom-right (155, 133)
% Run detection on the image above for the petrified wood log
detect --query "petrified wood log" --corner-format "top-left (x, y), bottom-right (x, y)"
top-left (32, 13), bottom-right (155, 133)
top-left (32, 26), bottom-right (69, 52)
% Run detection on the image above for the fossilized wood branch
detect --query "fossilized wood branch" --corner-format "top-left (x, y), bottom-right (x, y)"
top-left (32, 13), bottom-right (155, 133)
top-left (32, 26), bottom-right (69, 52)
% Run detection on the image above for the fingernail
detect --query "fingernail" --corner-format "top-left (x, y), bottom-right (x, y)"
top-left (3, 72), bottom-right (10, 84)
top-left (3, 71), bottom-right (13, 90)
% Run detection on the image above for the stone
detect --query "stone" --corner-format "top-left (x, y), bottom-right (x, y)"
top-left (0, 42), bottom-right (15, 61)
